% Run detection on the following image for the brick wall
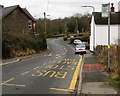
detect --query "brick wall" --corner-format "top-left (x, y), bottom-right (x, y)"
top-left (2, 8), bottom-right (33, 35)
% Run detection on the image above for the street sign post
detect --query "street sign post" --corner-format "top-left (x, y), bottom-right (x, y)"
top-left (102, 3), bottom-right (111, 72)
top-left (102, 4), bottom-right (109, 17)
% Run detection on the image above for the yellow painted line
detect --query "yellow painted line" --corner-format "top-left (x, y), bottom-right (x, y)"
top-left (63, 62), bottom-right (66, 64)
top-left (1, 78), bottom-right (15, 84)
top-left (21, 71), bottom-right (30, 75)
top-left (0, 78), bottom-right (26, 87)
top-left (69, 57), bottom-right (82, 92)
top-left (74, 59), bottom-right (76, 61)
top-left (42, 63), bottom-right (46, 65)
top-left (1, 83), bottom-right (26, 87)
top-left (34, 66), bottom-right (39, 69)
top-left (50, 88), bottom-right (69, 92)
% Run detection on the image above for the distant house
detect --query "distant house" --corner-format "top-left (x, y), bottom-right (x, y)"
top-left (0, 5), bottom-right (36, 35)
top-left (90, 12), bottom-right (120, 51)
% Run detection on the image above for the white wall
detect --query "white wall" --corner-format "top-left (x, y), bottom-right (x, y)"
top-left (90, 15), bottom-right (94, 51)
top-left (118, 1), bottom-right (120, 11)
top-left (90, 15), bottom-right (119, 52)
top-left (95, 25), bottom-right (119, 47)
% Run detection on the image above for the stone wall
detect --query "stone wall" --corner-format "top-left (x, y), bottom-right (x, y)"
top-left (2, 7), bottom-right (33, 35)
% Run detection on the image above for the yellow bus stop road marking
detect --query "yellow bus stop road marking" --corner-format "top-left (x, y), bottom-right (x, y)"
top-left (34, 66), bottom-right (39, 69)
top-left (1, 83), bottom-right (26, 87)
top-left (0, 78), bottom-right (26, 87)
top-left (1, 78), bottom-right (15, 84)
top-left (21, 71), bottom-right (30, 75)
top-left (50, 57), bottom-right (83, 92)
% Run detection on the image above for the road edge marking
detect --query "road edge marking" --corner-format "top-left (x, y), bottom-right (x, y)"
top-left (69, 56), bottom-right (82, 92)
top-left (1, 59), bottom-right (20, 66)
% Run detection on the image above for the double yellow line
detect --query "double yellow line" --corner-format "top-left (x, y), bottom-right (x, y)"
top-left (69, 56), bottom-right (82, 92)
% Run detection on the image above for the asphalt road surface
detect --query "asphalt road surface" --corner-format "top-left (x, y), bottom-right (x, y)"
top-left (1, 38), bottom-right (82, 95)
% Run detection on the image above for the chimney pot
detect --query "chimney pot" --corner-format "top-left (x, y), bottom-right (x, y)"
top-left (0, 5), bottom-right (4, 8)
top-left (111, 3), bottom-right (115, 12)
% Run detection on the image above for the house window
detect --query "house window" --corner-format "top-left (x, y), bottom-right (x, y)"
top-left (28, 20), bottom-right (32, 30)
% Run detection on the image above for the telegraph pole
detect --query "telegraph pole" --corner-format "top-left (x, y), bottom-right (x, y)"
top-left (65, 22), bottom-right (67, 36)
top-left (44, 12), bottom-right (47, 39)
top-left (76, 18), bottom-right (79, 36)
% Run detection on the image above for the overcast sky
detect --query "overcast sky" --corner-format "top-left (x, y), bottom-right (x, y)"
top-left (0, 0), bottom-right (120, 19)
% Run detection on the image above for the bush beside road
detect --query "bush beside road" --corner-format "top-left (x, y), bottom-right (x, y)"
top-left (96, 45), bottom-right (120, 88)
top-left (2, 33), bottom-right (47, 59)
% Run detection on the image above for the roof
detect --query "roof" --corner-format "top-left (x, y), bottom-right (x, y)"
top-left (1, 5), bottom-right (36, 21)
top-left (93, 12), bottom-right (120, 25)
top-left (22, 8), bottom-right (36, 22)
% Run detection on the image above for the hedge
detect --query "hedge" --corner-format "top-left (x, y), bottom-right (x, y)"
top-left (2, 33), bottom-right (47, 59)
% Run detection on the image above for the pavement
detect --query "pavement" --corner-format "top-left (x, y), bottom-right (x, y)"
top-left (79, 51), bottom-right (118, 95)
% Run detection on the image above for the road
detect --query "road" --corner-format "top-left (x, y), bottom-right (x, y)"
top-left (1, 38), bottom-right (82, 95)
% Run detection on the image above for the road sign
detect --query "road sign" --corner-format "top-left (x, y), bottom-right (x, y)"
top-left (102, 4), bottom-right (109, 17)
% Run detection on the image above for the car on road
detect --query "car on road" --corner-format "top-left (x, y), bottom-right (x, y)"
top-left (73, 39), bottom-right (82, 45)
top-left (75, 43), bottom-right (86, 54)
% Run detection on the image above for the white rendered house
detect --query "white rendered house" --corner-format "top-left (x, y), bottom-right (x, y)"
top-left (90, 12), bottom-right (120, 51)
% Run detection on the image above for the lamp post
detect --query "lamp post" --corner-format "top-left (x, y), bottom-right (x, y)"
top-left (81, 6), bottom-right (95, 53)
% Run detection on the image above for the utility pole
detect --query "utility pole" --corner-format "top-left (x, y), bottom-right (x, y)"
top-left (65, 22), bottom-right (67, 36)
top-left (44, 12), bottom-right (47, 39)
top-left (76, 18), bottom-right (79, 36)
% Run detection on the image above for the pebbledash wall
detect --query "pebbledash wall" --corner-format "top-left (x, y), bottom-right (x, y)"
top-left (95, 24), bottom-right (119, 45)
top-left (118, 1), bottom-right (120, 11)
top-left (90, 16), bottom-right (119, 51)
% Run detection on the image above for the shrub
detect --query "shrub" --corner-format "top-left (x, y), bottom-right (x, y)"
top-left (2, 33), bottom-right (47, 59)
top-left (96, 45), bottom-right (120, 87)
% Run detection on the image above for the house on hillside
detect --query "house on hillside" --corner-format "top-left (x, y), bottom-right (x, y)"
top-left (0, 5), bottom-right (36, 35)
top-left (90, 12), bottom-right (120, 51)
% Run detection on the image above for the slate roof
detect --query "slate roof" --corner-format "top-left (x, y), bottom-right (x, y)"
top-left (93, 12), bottom-right (120, 25)
top-left (22, 8), bottom-right (36, 22)
top-left (0, 5), bottom-right (36, 21)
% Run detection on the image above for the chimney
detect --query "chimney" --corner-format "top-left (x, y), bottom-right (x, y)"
top-left (111, 3), bottom-right (115, 12)
top-left (0, 5), bottom-right (4, 8)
